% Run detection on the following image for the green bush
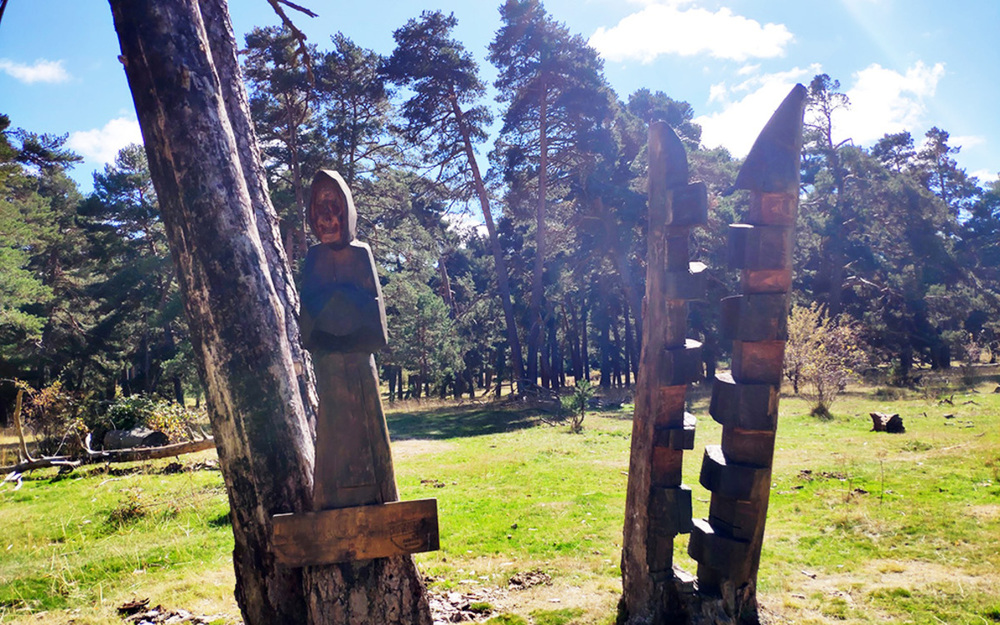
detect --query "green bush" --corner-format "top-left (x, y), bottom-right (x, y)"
top-left (104, 394), bottom-right (202, 442)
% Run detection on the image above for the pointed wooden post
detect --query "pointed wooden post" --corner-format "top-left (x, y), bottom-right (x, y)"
top-left (619, 123), bottom-right (708, 623)
top-left (688, 85), bottom-right (807, 613)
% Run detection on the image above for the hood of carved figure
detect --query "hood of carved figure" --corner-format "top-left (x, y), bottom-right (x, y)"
top-left (308, 169), bottom-right (357, 248)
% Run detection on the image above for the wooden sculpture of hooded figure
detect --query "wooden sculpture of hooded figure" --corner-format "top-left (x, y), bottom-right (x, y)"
top-left (300, 169), bottom-right (398, 511)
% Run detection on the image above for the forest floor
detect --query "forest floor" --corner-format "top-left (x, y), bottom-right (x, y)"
top-left (2, 374), bottom-right (999, 625)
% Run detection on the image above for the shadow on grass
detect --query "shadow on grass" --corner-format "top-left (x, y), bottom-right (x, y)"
top-left (386, 402), bottom-right (543, 441)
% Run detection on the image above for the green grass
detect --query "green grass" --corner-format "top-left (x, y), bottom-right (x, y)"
top-left (2, 379), bottom-right (999, 624)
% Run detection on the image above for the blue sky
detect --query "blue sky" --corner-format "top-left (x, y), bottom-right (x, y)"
top-left (1, 0), bottom-right (997, 194)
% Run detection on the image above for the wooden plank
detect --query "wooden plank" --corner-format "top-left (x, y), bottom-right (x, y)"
top-left (708, 493), bottom-right (760, 541)
top-left (721, 427), bottom-right (776, 467)
top-left (649, 485), bottom-right (694, 536)
top-left (653, 385), bottom-right (687, 428)
top-left (651, 445), bottom-right (683, 487)
top-left (709, 372), bottom-right (778, 432)
top-left (272, 499), bottom-right (439, 567)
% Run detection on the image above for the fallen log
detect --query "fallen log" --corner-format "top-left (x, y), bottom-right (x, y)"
top-left (103, 427), bottom-right (170, 450)
top-left (1, 437), bottom-right (216, 474)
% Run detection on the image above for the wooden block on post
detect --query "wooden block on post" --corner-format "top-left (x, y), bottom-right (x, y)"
top-left (741, 268), bottom-right (792, 294)
top-left (653, 385), bottom-right (687, 428)
top-left (687, 518), bottom-right (751, 580)
top-left (720, 294), bottom-right (789, 342)
top-left (666, 182), bottom-right (708, 227)
top-left (708, 493), bottom-right (760, 542)
top-left (731, 340), bottom-right (785, 385)
top-left (664, 235), bottom-right (692, 271)
top-left (659, 339), bottom-right (704, 387)
top-left (747, 192), bottom-right (796, 226)
top-left (728, 224), bottom-right (793, 270)
top-left (653, 412), bottom-right (696, 450)
top-left (721, 427), bottom-right (776, 467)
top-left (664, 262), bottom-right (707, 301)
top-left (710, 372), bottom-right (778, 432)
top-left (699, 445), bottom-right (769, 500)
top-left (651, 445), bottom-right (683, 487)
top-left (649, 485), bottom-right (694, 536)
top-left (272, 499), bottom-right (439, 567)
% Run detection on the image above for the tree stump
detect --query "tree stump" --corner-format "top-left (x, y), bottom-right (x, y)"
top-left (870, 412), bottom-right (905, 433)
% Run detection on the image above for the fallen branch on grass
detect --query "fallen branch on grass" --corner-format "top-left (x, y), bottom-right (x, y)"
top-left (1, 437), bottom-right (216, 475)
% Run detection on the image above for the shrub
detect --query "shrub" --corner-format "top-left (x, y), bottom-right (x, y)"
top-left (785, 304), bottom-right (867, 417)
top-left (104, 394), bottom-right (201, 442)
top-left (20, 381), bottom-right (85, 455)
top-left (561, 379), bottom-right (594, 432)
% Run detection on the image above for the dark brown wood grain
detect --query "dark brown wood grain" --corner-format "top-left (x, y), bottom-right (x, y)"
top-left (272, 500), bottom-right (439, 567)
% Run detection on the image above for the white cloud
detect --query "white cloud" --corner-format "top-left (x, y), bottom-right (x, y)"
top-left (834, 61), bottom-right (945, 145)
top-left (0, 58), bottom-right (70, 83)
top-left (708, 81), bottom-right (727, 104)
top-left (67, 118), bottom-right (143, 164)
top-left (443, 210), bottom-right (488, 238)
top-left (590, 4), bottom-right (793, 63)
top-left (695, 65), bottom-right (818, 156)
top-left (950, 135), bottom-right (986, 150)
top-left (696, 61), bottom-right (946, 158)
top-left (971, 169), bottom-right (999, 183)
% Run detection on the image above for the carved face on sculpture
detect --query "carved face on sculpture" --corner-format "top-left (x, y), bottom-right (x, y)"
top-left (308, 170), bottom-right (357, 248)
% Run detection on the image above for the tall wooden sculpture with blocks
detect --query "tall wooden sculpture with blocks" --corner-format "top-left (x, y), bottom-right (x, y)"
top-left (619, 121), bottom-right (706, 621)
top-left (619, 85), bottom-right (806, 625)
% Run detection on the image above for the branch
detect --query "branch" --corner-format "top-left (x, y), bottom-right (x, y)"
top-left (2, 438), bottom-right (216, 474)
top-left (265, 0), bottom-right (317, 84)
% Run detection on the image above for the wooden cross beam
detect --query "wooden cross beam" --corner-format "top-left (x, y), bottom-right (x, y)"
top-left (272, 499), bottom-right (439, 567)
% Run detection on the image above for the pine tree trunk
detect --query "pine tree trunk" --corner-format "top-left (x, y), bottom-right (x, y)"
top-left (581, 302), bottom-right (591, 382)
top-left (109, 3), bottom-right (429, 624)
top-left (450, 95), bottom-right (525, 391)
top-left (527, 80), bottom-right (549, 389)
top-left (198, 0), bottom-right (317, 429)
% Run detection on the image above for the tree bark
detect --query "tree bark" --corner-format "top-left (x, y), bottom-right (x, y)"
top-left (109, 3), bottom-right (429, 624)
top-left (198, 0), bottom-right (318, 431)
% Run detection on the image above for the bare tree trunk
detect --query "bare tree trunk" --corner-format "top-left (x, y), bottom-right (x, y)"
top-left (527, 79), bottom-right (549, 389)
top-left (109, 3), bottom-right (429, 624)
top-left (450, 94), bottom-right (525, 392)
top-left (12, 389), bottom-right (33, 462)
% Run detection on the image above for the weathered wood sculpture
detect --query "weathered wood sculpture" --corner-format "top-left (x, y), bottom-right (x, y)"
top-left (619, 122), bottom-right (707, 622)
top-left (688, 84), bottom-right (807, 617)
top-left (619, 85), bottom-right (806, 624)
top-left (271, 170), bottom-right (439, 567)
